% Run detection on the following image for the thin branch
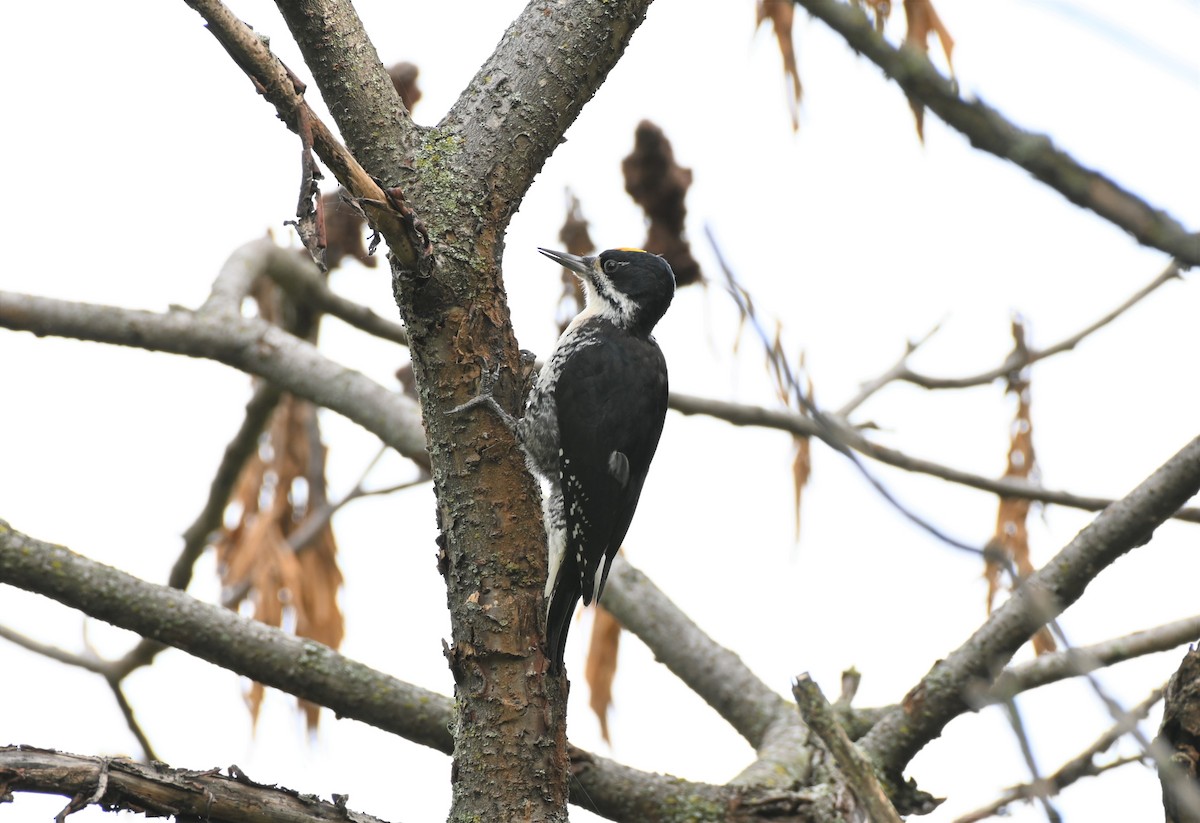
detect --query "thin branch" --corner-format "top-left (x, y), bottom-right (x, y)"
top-left (105, 679), bottom-right (158, 763)
top-left (173, 378), bottom-right (283, 590)
top-left (708, 226), bottom-right (986, 558)
top-left (267, 0), bottom-right (417, 183)
top-left (859, 433), bottom-right (1200, 777)
top-left (603, 557), bottom-right (811, 789)
top-left (792, 674), bottom-right (903, 823)
top-left (668, 391), bottom-right (1200, 524)
top-left (988, 614), bottom-right (1200, 704)
top-left (0, 624), bottom-right (108, 675)
top-left (221, 453), bottom-right (429, 608)
top-left (955, 689), bottom-right (1163, 822)
top-left (792, 0), bottom-right (1200, 267)
top-left (998, 696), bottom-right (1062, 822)
top-left (0, 285), bottom-right (428, 469)
top-left (837, 324), bottom-right (941, 416)
top-left (839, 260), bottom-right (1184, 410)
top-left (264, 250), bottom-right (410, 346)
top-left (182, 0), bottom-right (427, 266)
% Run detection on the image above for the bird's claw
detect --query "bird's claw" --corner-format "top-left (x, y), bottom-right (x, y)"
top-left (448, 362), bottom-right (519, 432)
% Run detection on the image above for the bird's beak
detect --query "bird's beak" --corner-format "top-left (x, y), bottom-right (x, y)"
top-left (538, 247), bottom-right (595, 278)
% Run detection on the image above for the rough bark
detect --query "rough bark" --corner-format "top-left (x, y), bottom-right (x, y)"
top-left (0, 746), bottom-right (394, 823)
top-left (1158, 649), bottom-right (1200, 822)
top-left (264, 1), bottom-right (656, 819)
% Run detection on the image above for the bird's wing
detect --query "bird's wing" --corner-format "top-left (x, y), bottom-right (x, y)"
top-left (551, 335), bottom-right (668, 608)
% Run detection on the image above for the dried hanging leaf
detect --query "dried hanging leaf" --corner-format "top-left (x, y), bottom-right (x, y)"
top-left (294, 523), bottom-right (345, 727)
top-left (984, 319), bottom-right (1054, 654)
top-left (586, 604), bottom-right (623, 743)
top-left (902, 0), bottom-right (955, 140)
top-left (853, 0), bottom-right (893, 34)
top-left (905, 0), bottom-right (955, 66)
top-left (792, 435), bottom-right (811, 541)
top-left (792, 363), bottom-right (813, 542)
top-left (321, 190), bottom-right (377, 270)
top-left (621, 121), bottom-right (702, 287)
top-left (215, 278), bottom-right (347, 731)
top-left (387, 61), bottom-right (422, 113)
top-left (755, 0), bottom-right (803, 131)
top-left (555, 191), bottom-right (593, 333)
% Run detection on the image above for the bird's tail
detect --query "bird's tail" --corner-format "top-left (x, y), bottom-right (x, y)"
top-left (545, 585), bottom-right (578, 673)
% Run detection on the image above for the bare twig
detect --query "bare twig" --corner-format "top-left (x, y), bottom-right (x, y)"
top-left (172, 378), bottom-right (283, 590)
top-left (105, 681), bottom-right (158, 763)
top-left (264, 249), bottom-right (410, 345)
top-left (668, 391), bottom-right (1200, 524)
top-left (0, 624), bottom-right (107, 675)
top-left (792, 674), bottom-right (903, 823)
top-left (956, 689), bottom-right (1163, 822)
top-left (988, 614), bottom-right (1200, 704)
top-left (707, 226), bottom-right (986, 557)
top-left (792, 0), bottom-right (1200, 267)
top-left (182, 0), bottom-right (427, 266)
top-left (839, 260), bottom-right (1184, 409)
top-left (837, 324), bottom-right (941, 416)
top-left (998, 696), bottom-right (1062, 822)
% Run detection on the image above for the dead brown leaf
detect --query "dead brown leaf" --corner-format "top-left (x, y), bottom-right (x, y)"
top-left (387, 61), bottom-right (422, 113)
top-left (215, 279), bottom-right (347, 731)
top-left (985, 320), bottom-right (1055, 654)
top-left (756, 0), bottom-right (803, 131)
top-left (555, 192), bottom-right (593, 334)
top-left (902, 0), bottom-right (955, 140)
top-left (586, 604), bottom-right (623, 743)
top-left (621, 121), bottom-right (702, 287)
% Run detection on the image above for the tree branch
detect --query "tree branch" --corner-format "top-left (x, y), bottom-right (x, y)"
top-left (603, 557), bottom-right (811, 789)
top-left (172, 379), bottom-right (283, 590)
top-left (0, 521), bottom-right (835, 822)
top-left (988, 614), bottom-right (1200, 704)
top-left (0, 519), bottom-right (454, 754)
top-left (859, 433), bottom-right (1200, 778)
top-left (792, 0), bottom-right (1200, 267)
top-left (269, 0), bottom-right (417, 183)
top-left (438, 0), bottom-right (655, 222)
top-left (0, 746), bottom-right (395, 823)
top-left (0, 283), bottom-right (428, 469)
top-left (793, 675), bottom-right (903, 823)
top-left (182, 0), bottom-right (426, 265)
top-left (669, 392), bottom-right (1200, 523)
top-left (265, 253), bottom-right (410, 346)
top-left (839, 260), bottom-right (1185, 409)
top-left (955, 689), bottom-right (1163, 822)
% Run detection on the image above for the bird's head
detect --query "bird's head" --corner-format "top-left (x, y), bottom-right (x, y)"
top-left (538, 247), bottom-right (676, 333)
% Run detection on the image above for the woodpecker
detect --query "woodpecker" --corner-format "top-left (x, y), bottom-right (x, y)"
top-left (521, 247), bottom-right (675, 672)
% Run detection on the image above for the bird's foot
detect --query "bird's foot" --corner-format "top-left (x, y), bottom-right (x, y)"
top-left (448, 362), bottom-right (519, 432)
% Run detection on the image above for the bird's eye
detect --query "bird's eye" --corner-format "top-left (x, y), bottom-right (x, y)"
top-left (603, 259), bottom-right (620, 274)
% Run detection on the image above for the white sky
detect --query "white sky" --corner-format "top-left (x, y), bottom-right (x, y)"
top-left (2, 1), bottom-right (1199, 821)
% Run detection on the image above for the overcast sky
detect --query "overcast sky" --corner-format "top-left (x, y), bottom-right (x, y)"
top-left (3, 1), bottom-right (1199, 821)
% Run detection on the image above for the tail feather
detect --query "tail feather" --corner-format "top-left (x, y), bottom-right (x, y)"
top-left (545, 585), bottom-right (579, 673)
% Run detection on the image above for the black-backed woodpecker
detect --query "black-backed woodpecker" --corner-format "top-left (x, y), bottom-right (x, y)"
top-left (523, 247), bottom-right (675, 671)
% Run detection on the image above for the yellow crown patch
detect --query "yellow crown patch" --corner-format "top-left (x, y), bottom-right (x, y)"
top-left (615, 247), bottom-right (648, 253)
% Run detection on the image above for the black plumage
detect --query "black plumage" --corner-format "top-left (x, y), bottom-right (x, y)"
top-left (520, 248), bottom-right (675, 672)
